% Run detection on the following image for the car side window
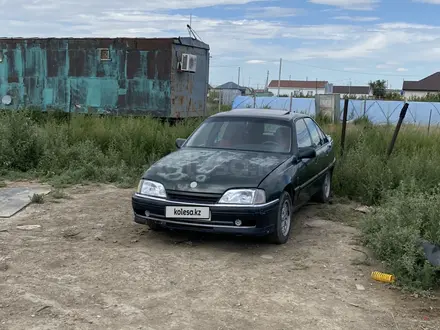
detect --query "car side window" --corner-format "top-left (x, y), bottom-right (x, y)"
top-left (304, 118), bottom-right (322, 147)
top-left (295, 119), bottom-right (313, 148)
top-left (319, 124), bottom-right (329, 143)
top-left (316, 125), bottom-right (328, 143)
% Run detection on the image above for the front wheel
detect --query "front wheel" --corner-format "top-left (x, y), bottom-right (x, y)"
top-left (268, 191), bottom-right (293, 245)
top-left (146, 219), bottom-right (162, 231)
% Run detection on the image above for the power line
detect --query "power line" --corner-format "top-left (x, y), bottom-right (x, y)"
top-left (210, 65), bottom-right (240, 68)
top-left (284, 60), bottom-right (420, 77)
top-left (209, 61), bottom-right (421, 78)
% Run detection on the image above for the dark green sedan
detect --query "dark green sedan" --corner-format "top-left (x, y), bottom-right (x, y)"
top-left (132, 109), bottom-right (336, 244)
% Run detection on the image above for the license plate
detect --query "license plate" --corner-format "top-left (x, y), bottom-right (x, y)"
top-left (165, 206), bottom-right (210, 220)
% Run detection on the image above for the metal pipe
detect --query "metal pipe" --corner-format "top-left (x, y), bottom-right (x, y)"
top-left (340, 98), bottom-right (349, 157)
top-left (428, 109), bottom-right (433, 134)
top-left (289, 92), bottom-right (293, 112)
top-left (277, 58), bottom-right (282, 96)
top-left (386, 103), bottom-right (409, 158)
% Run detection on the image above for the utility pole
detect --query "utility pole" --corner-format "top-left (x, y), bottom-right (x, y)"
top-left (277, 58), bottom-right (282, 96)
top-left (188, 14), bottom-right (192, 37)
top-left (289, 75), bottom-right (291, 81)
top-left (248, 77), bottom-right (251, 87)
top-left (238, 67), bottom-right (241, 86)
top-left (265, 70), bottom-right (269, 91)
top-left (315, 78), bottom-right (318, 95)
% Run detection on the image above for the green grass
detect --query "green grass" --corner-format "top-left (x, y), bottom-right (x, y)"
top-left (361, 181), bottom-right (440, 292)
top-left (0, 110), bottom-right (202, 187)
top-left (50, 189), bottom-right (70, 199)
top-left (30, 193), bottom-right (45, 204)
top-left (0, 109), bottom-right (439, 291)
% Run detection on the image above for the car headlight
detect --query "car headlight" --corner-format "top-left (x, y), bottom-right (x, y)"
top-left (218, 189), bottom-right (266, 205)
top-left (137, 180), bottom-right (167, 198)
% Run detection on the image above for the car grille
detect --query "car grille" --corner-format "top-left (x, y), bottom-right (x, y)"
top-left (166, 190), bottom-right (221, 204)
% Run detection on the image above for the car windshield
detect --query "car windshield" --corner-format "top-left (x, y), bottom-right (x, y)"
top-left (184, 117), bottom-right (292, 153)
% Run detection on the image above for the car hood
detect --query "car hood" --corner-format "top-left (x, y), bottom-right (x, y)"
top-left (143, 148), bottom-right (290, 194)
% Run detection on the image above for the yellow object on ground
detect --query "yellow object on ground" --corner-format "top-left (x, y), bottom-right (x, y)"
top-left (371, 271), bottom-right (395, 283)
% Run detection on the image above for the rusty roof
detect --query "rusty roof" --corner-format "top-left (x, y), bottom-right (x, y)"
top-left (0, 37), bottom-right (210, 50)
top-left (402, 72), bottom-right (440, 92)
top-left (333, 86), bottom-right (370, 94)
top-left (268, 80), bottom-right (328, 89)
top-left (214, 81), bottom-right (244, 90)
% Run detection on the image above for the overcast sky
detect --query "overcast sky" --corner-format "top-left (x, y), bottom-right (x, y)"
top-left (4, 0), bottom-right (440, 89)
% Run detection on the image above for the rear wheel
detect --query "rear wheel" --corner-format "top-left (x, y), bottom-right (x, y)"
top-left (268, 191), bottom-right (293, 245)
top-left (313, 170), bottom-right (332, 203)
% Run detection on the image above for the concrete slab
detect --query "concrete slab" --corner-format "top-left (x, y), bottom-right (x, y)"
top-left (0, 186), bottom-right (51, 218)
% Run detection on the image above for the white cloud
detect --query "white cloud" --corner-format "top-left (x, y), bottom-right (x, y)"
top-left (413, 0), bottom-right (440, 4)
top-left (245, 7), bottom-right (305, 18)
top-left (332, 16), bottom-right (379, 21)
top-left (246, 60), bottom-right (267, 64)
top-left (308, 0), bottom-right (379, 10)
top-left (377, 22), bottom-right (439, 29)
top-left (397, 68), bottom-right (408, 72)
top-left (376, 61), bottom-right (400, 69)
top-left (22, 0), bottom-right (266, 12)
top-left (281, 24), bottom-right (361, 40)
top-left (1, 0), bottom-right (440, 82)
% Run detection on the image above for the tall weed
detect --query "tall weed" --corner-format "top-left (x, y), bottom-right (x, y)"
top-left (361, 181), bottom-right (440, 291)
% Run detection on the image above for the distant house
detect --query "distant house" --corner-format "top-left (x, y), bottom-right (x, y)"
top-left (254, 89), bottom-right (274, 97)
top-left (332, 85), bottom-right (371, 99)
top-left (213, 82), bottom-right (245, 105)
top-left (402, 72), bottom-right (440, 98)
top-left (267, 80), bottom-right (330, 97)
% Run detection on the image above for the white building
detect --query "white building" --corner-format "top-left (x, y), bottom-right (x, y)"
top-left (332, 85), bottom-right (372, 99)
top-left (268, 80), bottom-right (330, 97)
top-left (402, 72), bottom-right (440, 98)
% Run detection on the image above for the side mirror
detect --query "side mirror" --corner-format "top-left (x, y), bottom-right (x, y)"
top-left (175, 138), bottom-right (186, 149)
top-left (298, 147), bottom-right (316, 159)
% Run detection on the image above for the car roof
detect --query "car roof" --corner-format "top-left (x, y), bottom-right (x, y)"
top-left (209, 108), bottom-right (309, 121)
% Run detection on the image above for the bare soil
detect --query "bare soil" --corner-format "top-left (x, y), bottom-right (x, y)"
top-left (0, 184), bottom-right (439, 330)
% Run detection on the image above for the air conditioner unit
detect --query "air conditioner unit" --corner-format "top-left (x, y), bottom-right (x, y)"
top-left (180, 53), bottom-right (197, 72)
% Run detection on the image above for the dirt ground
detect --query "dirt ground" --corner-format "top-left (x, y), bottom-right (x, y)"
top-left (0, 183), bottom-right (439, 330)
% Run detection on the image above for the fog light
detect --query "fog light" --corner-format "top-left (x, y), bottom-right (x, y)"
top-left (235, 219), bottom-right (242, 226)
top-left (145, 210), bottom-right (150, 217)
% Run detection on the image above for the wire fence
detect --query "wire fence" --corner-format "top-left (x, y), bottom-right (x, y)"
top-left (232, 96), bottom-right (440, 127)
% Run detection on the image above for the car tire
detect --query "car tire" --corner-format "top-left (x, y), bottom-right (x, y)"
top-left (313, 170), bottom-right (332, 203)
top-left (268, 191), bottom-right (293, 245)
top-left (146, 219), bottom-right (162, 231)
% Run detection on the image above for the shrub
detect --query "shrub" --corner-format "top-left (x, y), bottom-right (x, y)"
top-left (0, 111), bottom-right (43, 171)
top-left (330, 124), bottom-right (440, 205)
top-left (361, 181), bottom-right (440, 291)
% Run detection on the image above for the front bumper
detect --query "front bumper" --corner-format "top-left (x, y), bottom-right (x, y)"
top-left (132, 193), bottom-right (279, 236)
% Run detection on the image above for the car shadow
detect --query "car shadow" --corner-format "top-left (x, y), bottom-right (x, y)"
top-left (136, 204), bottom-right (317, 254)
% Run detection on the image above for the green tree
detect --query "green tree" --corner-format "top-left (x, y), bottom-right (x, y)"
top-left (369, 79), bottom-right (387, 99)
